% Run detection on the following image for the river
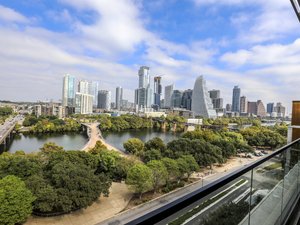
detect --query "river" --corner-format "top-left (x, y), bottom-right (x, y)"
top-left (0, 129), bottom-right (181, 154)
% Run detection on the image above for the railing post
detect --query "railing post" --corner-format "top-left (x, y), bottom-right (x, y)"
top-left (248, 169), bottom-right (254, 225)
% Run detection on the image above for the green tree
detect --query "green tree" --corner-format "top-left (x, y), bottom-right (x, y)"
top-left (40, 142), bottom-right (64, 154)
top-left (89, 140), bottom-right (108, 154)
top-left (144, 137), bottom-right (167, 152)
top-left (126, 164), bottom-right (153, 199)
top-left (123, 138), bottom-right (144, 156)
top-left (161, 158), bottom-right (180, 181)
top-left (147, 160), bottom-right (168, 193)
top-left (142, 149), bottom-right (162, 163)
top-left (0, 175), bottom-right (35, 225)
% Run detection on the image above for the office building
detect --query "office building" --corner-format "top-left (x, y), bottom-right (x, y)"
top-left (247, 100), bottom-right (266, 117)
top-left (209, 89), bottom-right (220, 99)
top-left (181, 89), bottom-right (193, 110)
top-left (171, 90), bottom-right (183, 108)
top-left (164, 84), bottom-right (174, 108)
top-left (62, 74), bottom-right (76, 107)
top-left (98, 90), bottom-right (111, 111)
top-left (191, 76), bottom-right (216, 118)
top-left (135, 66), bottom-right (153, 110)
top-left (78, 80), bottom-right (89, 94)
top-left (267, 103), bottom-right (274, 114)
top-left (232, 86), bottom-right (241, 112)
top-left (153, 76), bottom-right (162, 109)
top-left (247, 102), bottom-right (257, 115)
top-left (273, 102), bottom-right (286, 117)
top-left (116, 86), bottom-right (123, 110)
top-left (75, 92), bottom-right (93, 114)
top-left (240, 96), bottom-right (248, 113)
top-left (88, 81), bottom-right (99, 107)
top-left (226, 104), bottom-right (232, 112)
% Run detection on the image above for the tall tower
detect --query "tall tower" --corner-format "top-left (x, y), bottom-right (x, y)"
top-left (153, 76), bottom-right (162, 109)
top-left (98, 90), bottom-right (111, 111)
top-left (62, 74), bottom-right (76, 107)
top-left (138, 66), bottom-right (150, 88)
top-left (191, 76), bottom-right (216, 118)
top-left (164, 84), bottom-right (174, 108)
top-left (240, 96), bottom-right (248, 113)
top-left (232, 86), bottom-right (241, 112)
top-left (78, 80), bottom-right (89, 94)
top-left (135, 66), bottom-right (153, 110)
top-left (116, 86), bottom-right (123, 111)
top-left (88, 81), bottom-right (99, 107)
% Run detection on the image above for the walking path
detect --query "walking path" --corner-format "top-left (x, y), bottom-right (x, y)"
top-left (25, 182), bottom-right (133, 225)
top-left (81, 123), bottom-right (124, 154)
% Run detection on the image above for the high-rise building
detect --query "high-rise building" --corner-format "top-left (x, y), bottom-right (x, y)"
top-left (209, 89), bottom-right (223, 110)
top-left (135, 66), bottom-right (153, 110)
top-left (226, 104), bottom-right (232, 112)
top-left (191, 76), bottom-right (216, 118)
top-left (75, 92), bottom-right (93, 114)
top-left (256, 100), bottom-right (266, 117)
top-left (181, 89), bottom-right (193, 110)
top-left (88, 81), bottom-right (99, 107)
top-left (78, 80), bottom-right (89, 94)
top-left (232, 86), bottom-right (241, 112)
top-left (98, 90), bottom-right (111, 111)
top-left (247, 102), bottom-right (257, 115)
top-left (164, 84), bottom-right (174, 108)
top-left (171, 90), bottom-right (183, 108)
top-left (209, 89), bottom-right (220, 99)
top-left (138, 66), bottom-right (150, 88)
top-left (115, 86), bottom-right (123, 111)
top-left (153, 76), bottom-right (162, 109)
top-left (273, 102), bottom-right (286, 117)
top-left (240, 96), bottom-right (248, 113)
top-left (247, 100), bottom-right (266, 117)
top-left (267, 103), bottom-right (274, 114)
top-left (62, 74), bottom-right (76, 107)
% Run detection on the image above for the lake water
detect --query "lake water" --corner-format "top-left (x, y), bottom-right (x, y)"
top-left (0, 132), bottom-right (88, 154)
top-left (1, 129), bottom-right (181, 154)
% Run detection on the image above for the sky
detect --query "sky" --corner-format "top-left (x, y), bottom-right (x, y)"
top-left (0, 0), bottom-right (299, 113)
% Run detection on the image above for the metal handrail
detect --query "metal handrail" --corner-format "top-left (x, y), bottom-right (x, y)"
top-left (125, 138), bottom-right (300, 225)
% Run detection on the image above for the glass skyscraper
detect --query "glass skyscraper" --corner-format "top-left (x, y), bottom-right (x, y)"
top-left (232, 86), bottom-right (241, 112)
top-left (62, 74), bottom-right (76, 107)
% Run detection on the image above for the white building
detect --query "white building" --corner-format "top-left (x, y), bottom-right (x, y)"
top-left (191, 76), bottom-right (217, 118)
top-left (135, 66), bottom-right (153, 110)
top-left (116, 86), bottom-right (123, 111)
top-left (88, 81), bottom-right (99, 107)
top-left (75, 92), bottom-right (93, 114)
top-left (62, 74), bottom-right (76, 107)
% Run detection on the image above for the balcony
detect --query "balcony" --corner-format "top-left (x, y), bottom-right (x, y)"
top-left (105, 139), bottom-right (300, 225)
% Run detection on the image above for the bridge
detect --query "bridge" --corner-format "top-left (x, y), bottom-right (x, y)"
top-left (0, 115), bottom-right (22, 147)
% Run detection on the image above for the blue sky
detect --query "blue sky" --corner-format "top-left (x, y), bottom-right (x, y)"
top-left (0, 0), bottom-right (299, 113)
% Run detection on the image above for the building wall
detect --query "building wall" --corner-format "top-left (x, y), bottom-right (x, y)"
top-left (292, 101), bottom-right (300, 141)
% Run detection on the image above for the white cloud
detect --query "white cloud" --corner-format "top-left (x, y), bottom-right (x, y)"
top-left (0, 5), bottom-right (30, 24)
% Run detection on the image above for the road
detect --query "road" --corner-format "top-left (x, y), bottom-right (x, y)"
top-left (0, 114), bottom-right (23, 144)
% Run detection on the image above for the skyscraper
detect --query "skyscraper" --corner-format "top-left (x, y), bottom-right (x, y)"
top-left (78, 80), bottom-right (89, 94)
top-left (75, 92), bottom-right (93, 114)
top-left (116, 86), bottom-right (123, 110)
top-left (135, 66), bottom-right (153, 110)
top-left (88, 81), bottom-right (99, 107)
top-left (171, 90), bottom-right (183, 108)
top-left (153, 76), bottom-right (162, 109)
top-left (98, 90), bottom-right (111, 111)
top-left (191, 76), bottom-right (216, 118)
top-left (209, 89), bottom-right (223, 109)
top-left (240, 96), bottom-right (248, 113)
top-left (256, 100), bottom-right (266, 117)
top-left (138, 66), bottom-right (150, 88)
top-left (273, 102), bottom-right (286, 117)
top-left (62, 74), bottom-right (76, 107)
top-left (232, 86), bottom-right (241, 112)
top-left (267, 103), bottom-right (274, 114)
top-left (226, 104), bottom-right (232, 112)
top-left (181, 89), bottom-right (193, 110)
top-left (164, 84), bottom-right (174, 108)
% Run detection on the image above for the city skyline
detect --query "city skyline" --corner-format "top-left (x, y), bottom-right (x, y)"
top-left (0, 1), bottom-right (299, 112)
